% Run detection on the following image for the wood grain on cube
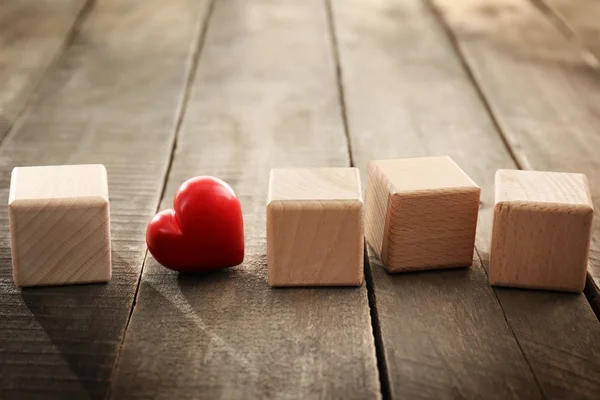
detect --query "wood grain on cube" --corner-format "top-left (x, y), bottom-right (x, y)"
top-left (490, 170), bottom-right (593, 292)
top-left (110, 1), bottom-right (380, 398)
top-left (267, 168), bottom-right (363, 286)
top-left (0, 0), bottom-right (210, 398)
top-left (331, 0), bottom-right (600, 397)
top-left (9, 164), bottom-right (111, 287)
top-left (0, 0), bottom-right (88, 139)
top-left (366, 156), bottom-right (480, 272)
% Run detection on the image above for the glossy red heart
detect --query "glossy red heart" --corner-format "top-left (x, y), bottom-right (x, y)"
top-left (146, 176), bottom-right (244, 272)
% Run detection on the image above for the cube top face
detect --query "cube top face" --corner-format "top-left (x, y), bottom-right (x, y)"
top-left (9, 164), bottom-right (109, 206)
top-left (268, 168), bottom-right (362, 203)
top-left (267, 167), bottom-right (364, 286)
top-left (370, 156), bottom-right (478, 195)
top-left (495, 169), bottom-right (593, 210)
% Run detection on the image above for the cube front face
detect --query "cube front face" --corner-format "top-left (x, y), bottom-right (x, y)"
top-left (383, 190), bottom-right (480, 272)
top-left (365, 156), bottom-right (480, 272)
top-left (489, 203), bottom-right (591, 292)
top-left (489, 170), bottom-right (594, 292)
top-left (10, 200), bottom-right (111, 287)
top-left (9, 165), bottom-right (111, 287)
top-left (267, 200), bottom-right (363, 286)
top-left (267, 168), bottom-right (364, 287)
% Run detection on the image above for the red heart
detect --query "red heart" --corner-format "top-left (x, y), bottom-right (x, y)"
top-left (146, 176), bottom-right (244, 272)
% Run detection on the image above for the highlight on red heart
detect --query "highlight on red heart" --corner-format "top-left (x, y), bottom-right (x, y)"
top-left (145, 176), bottom-right (244, 272)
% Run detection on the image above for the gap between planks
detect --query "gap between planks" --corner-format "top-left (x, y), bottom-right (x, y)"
top-left (473, 245), bottom-right (546, 395)
top-left (522, 0), bottom-right (600, 318)
top-left (424, 0), bottom-right (599, 387)
top-left (329, 0), bottom-right (600, 396)
top-left (425, 3), bottom-right (600, 396)
top-left (324, 0), bottom-right (355, 168)
top-left (0, 0), bottom-right (217, 397)
top-left (423, 0), bottom-right (524, 172)
top-left (105, 0), bottom-right (217, 396)
top-left (328, 0), bottom-right (543, 396)
top-left (363, 246), bottom-right (392, 400)
top-left (109, 0), bottom-right (381, 396)
top-left (325, 1), bottom-right (391, 398)
top-left (425, 0), bottom-right (600, 324)
top-left (0, 0), bottom-right (96, 144)
top-left (530, 0), bottom-right (600, 68)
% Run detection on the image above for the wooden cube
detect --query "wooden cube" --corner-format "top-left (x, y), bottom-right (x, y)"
top-left (489, 169), bottom-right (593, 292)
top-left (9, 165), bottom-right (111, 287)
top-left (365, 156), bottom-right (480, 272)
top-left (266, 168), bottom-right (364, 286)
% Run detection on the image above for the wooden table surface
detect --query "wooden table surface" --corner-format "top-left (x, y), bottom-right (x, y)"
top-left (1, 0), bottom-right (600, 399)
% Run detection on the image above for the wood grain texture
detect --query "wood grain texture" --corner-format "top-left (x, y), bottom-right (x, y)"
top-left (9, 165), bottom-right (111, 287)
top-left (330, 0), bottom-right (600, 397)
top-left (0, 0), bottom-right (211, 398)
top-left (540, 0), bottom-right (600, 63)
top-left (429, 0), bottom-right (600, 309)
top-left (0, 0), bottom-right (88, 140)
top-left (110, 1), bottom-right (380, 398)
top-left (366, 156), bottom-right (480, 272)
top-left (267, 168), bottom-right (363, 286)
top-left (491, 170), bottom-right (593, 292)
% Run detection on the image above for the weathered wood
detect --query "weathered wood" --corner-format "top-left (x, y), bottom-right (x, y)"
top-left (330, 0), bottom-right (600, 397)
top-left (428, 1), bottom-right (600, 393)
top-left (0, 0), bottom-right (89, 141)
top-left (429, 0), bottom-right (600, 266)
top-left (0, 0), bottom-right (211, 398)
top-left (540, 0), bottom-right (600, 63)
top-left (110, 1), bottom-right (380, 398)
top-left (430, 0), bottom-right (600, 309)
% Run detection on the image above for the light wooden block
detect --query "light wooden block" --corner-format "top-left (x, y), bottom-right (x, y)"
top-left (365, 156), bottom-right (480, 272)
top-left (9, 164), bottom-right (111, 287)
top-left (266, 168), bottom-right (364, 286)
top-left (489, 170), bottom-right (593, 292)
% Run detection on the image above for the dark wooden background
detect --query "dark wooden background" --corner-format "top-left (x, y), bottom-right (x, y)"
top-left (1, 0), bottom-right (599, 399)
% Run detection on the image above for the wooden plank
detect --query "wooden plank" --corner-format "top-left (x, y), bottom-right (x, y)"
top-left (0, 0), bottom-right (89, 141)
top-left (330, 0), bottom-right (600, 397)
top-left (428, 0), bottom-right (600, 396)
top-left (110, 1), bottom-right (380, 398)
top-left (0, 0), bottom-right (211, 398)
top-left (539, 0), bottom-right (600, 63)
top-left (430, 0), bottom-right (600, 308)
